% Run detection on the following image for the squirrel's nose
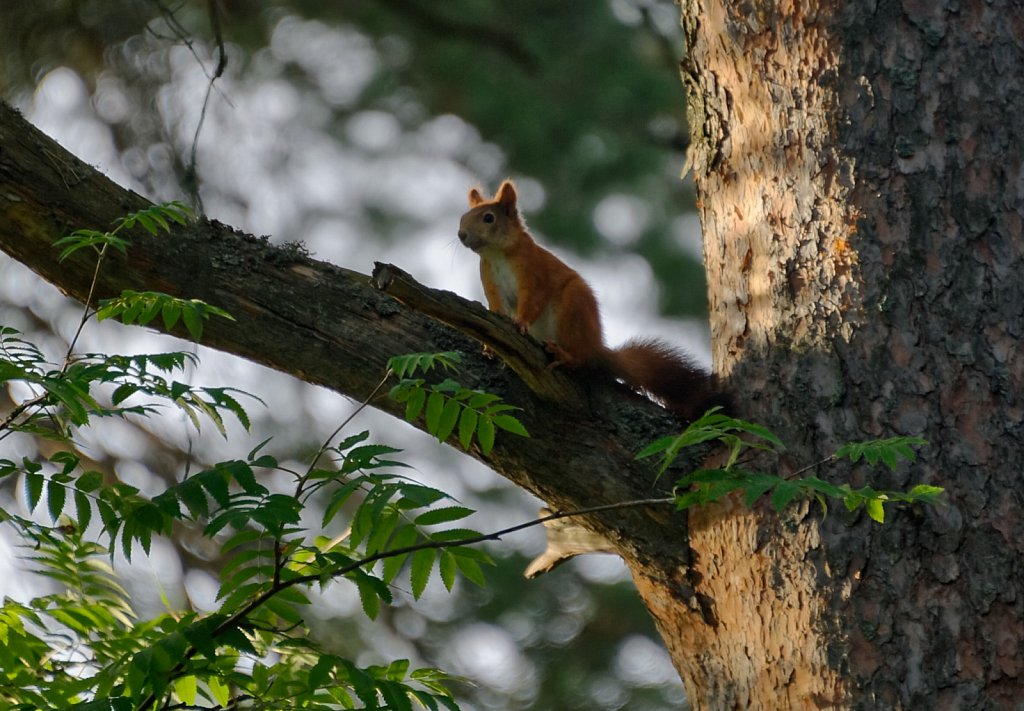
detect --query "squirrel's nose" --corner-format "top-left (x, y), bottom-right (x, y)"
top-left (457, 229), bottom-right (468, 243)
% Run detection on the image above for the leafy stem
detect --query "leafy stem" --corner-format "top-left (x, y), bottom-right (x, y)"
top-left (134, 495), bottom-right (673, 711)
top-left (638, 410), bottom-right (941, 524)
top-left (387, 351), bottom-right (530, 455)
top-left (0, 392), bottom-right (47, 436)
top-left (56, 201), bottom-right (191, 367)
top-left (62, 239), bottom-right (109, 371)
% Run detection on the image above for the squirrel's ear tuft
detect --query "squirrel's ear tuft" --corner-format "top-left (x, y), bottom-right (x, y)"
top-left (468, 188), bottom-right (486, 207)
top-left (496, 179), bottom-right (518, 214)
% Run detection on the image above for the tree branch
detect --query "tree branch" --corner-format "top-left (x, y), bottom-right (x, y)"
top-left (0, 101), bottom-right (705, 592)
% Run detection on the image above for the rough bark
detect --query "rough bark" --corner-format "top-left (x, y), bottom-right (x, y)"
top-left (680, 0), bottom-right (1023, 708)
top-left (0, 101), bottom-right (719, 666)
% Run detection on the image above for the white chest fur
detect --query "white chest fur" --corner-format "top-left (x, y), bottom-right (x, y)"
top-left (485, 253), bottom-right (558, 343)
top-left (488, 255), bottom-right (519, 313)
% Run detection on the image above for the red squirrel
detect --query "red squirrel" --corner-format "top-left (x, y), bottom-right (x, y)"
top-left (457, 179), bottom-right (727, 421)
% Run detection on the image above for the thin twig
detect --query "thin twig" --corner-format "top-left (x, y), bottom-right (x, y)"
top-left (781, 455), bottom-right (835, 481)
top-left (182, 0), bottom-right (229, 212)
top-left (0, 393), bottom-right (47, 434)
top-left (62, 243), bottom-right (108, 370)
top-left (294, 370), bottom-right (392, 499)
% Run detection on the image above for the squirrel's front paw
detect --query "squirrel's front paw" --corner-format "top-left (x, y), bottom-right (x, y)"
top-left (543, 341), bottom-right (571, 369)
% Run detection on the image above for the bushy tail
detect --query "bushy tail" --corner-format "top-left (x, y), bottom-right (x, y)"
top-left (606, 338), bottom-right (730, 421)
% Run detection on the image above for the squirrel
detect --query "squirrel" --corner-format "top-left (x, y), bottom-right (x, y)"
top-left (457, 179), bottom-right (728, 422)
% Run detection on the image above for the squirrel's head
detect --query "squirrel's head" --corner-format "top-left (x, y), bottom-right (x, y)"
top-left (458, 180), bottom-right (524, 253)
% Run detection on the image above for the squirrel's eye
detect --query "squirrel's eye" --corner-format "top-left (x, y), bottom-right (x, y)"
top-left (483, 212), bottom-right (495, 224)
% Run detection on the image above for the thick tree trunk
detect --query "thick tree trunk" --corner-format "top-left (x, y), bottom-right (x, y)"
top-left (677, 0), bottom-right (1023, 708)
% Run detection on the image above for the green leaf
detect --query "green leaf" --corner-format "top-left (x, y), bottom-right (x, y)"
top-left (451, 550), bottom-right (487, 587)
top-left (635, 434), bottom-right (677, 460)
top-left (490, 414), bottom-right (529, 437)
top-left (356, 576), bottom-right (382, 620)
top-left (47, 479), bottom-right (67, 522)
top-left (176, 478), bottom-right (209, 519)
top-left (245, 436), bottom-right (273, 463)
top-left (338, 658), bottom-right (379, 706)
top-left (74, 489), bottom-right (92, 530)
top-left (308, 655), bottom-right (336, 690)
top-left (162, 300), bottom-right (181, 331)
top-left (322, 478), bottom-right (363, 527)
top-left (414, 506), bottom-right (474, 526)
top-left (224, 460), bottom-right (265, 495)
top-left (98, 499), bottom-right (119, 539)
top-left (173, 675), bottom-right (198, 705)
top-left (110, 382), bottom-right (140, 405)
top-left (387, 351), bottom-right (461, 378)
top-left (53, 229), bottom-right (129, 261)
top-left (37, 377), bottom-right (93, 426)
top-left (457, 405), bottom-right (478, 449)
top-left (24, 472), bottom-right (44, 512)
top-left (638, 412), bottom-right (784, 477)
top-left (740, 474), bottom-right (780, 508)
top-left (344, 443), bottom-right (402, 470)
top-left (387, 354), bottom-right (415, 378)
top-left (118, 202), bottom-right (192, 236)
top-left (834, 436), bottom-right (928, 471)
top-left (433, 378), bottom-right (461, 394)
top-left (425, 391), bottom-right (445, 436)
top-left (798, 476), bottom-right (846, 499)
top-left (476, 415), bottom-right (495, 455)
top-left (208, 676), bottom-right (231, 707)
top-left (865, 497), bottom-right (885, 523)
top-left (264, 594), bottom-right (305, 626)
top-left (405, 386), bottom-right (427, 422)
top-left (396, 484), bottom-right (447, 508)
top-left (138, 294), bottom-right (163, 326)
top-left (77, 470), bottom-right (103, 492)
top-left (769, 480), bottom-right (802, 512)
top-left (122, 293), bottom-right (147, 324)
top-left (436, 398), bottom-right (461, 442)
top-left (438, 550), bottom-right (457, 592)
top-left (908, 484), bottom-right (945, 502)
top-left (181, 305), bottom-right (203, 341)
top-left (135, 211), bottom-right (158, 235)
top-left (365, 507), bottom-right (400, 555)
top-left (169, 203), bottom-right (192, 225)
top-left (380, 680), bottom-right (415, 711)
top-left (49, 450), bottom-right (79, 474)
top-left (197, 467), bottom-right (231, 508)
top-left (409, 548), bottom-right (435, 600)
top-left (96, 292), bottom-right (231, 341)
top-left (468, 391), bottom-right (501, 409)
top-left (382, 525), bottom-right (418, 584)
top-left (426, 528), bottom-right (483, 543)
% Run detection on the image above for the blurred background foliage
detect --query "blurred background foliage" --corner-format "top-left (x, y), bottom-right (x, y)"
top-left (1, 1), bottom-right (701, 709)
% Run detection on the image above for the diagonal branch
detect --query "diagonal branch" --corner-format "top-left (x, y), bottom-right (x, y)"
top-left (0, 101), bottom-right (706, 594)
